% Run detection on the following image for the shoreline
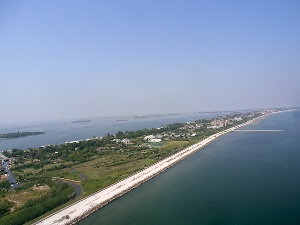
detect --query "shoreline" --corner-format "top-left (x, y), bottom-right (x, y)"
top-left (32, 111), bottom-right (281, 225)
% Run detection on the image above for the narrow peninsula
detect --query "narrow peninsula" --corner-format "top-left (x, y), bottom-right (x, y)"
top-left (0, 109), bottom-right (291, 225)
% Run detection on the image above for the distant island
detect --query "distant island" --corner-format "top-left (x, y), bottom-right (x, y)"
top-left (0, 132), bottom-right (45, 139)
top-left (72, 119), bottom-right (91, 123)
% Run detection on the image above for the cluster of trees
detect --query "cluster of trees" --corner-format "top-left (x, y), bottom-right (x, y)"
top-left (115, 123), bottom-right (188, 139)
top-left (0, 180), bottom-right (10, 190)
top-left (5, 142), bottom-right (99, 169)
top-left (0, 200), bottom-right (14, 218)
top-left (15, 177), bottom-right (51, 191)
top-left (0, 182), bottom-right (74, 225)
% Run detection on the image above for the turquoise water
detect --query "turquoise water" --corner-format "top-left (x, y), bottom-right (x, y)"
top-left (77, 110), bottom-right (300, 225)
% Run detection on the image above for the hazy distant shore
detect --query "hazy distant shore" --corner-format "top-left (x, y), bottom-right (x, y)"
top-left (32, 111), bottom-right (281, 225)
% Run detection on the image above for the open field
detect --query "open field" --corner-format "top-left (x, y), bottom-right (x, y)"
top-left (41, 140), bottom-right (190, 195)
top-left (4, 185), bottom-right (50, 210)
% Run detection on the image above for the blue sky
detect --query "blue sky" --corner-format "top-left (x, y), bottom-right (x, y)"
top-left (1, 0), bottom-right (299, 122)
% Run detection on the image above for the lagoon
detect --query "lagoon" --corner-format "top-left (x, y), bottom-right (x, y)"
top-left (0, 112), bottom-right (226, 152)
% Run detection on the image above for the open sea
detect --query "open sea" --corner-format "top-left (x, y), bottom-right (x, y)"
top-left (77, 110), bottom-right (300, 225)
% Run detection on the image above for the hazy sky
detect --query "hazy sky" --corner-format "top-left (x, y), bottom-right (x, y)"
top-left (1, 0), bottom-right (299, 122)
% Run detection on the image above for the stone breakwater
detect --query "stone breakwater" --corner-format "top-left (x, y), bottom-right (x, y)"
top-left (32, 114), bottom-right (271, 225)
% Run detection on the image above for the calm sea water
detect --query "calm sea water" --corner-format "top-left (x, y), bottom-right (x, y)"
top-left (77, 110), bottom-right (300, 225)
top-left (0, 112), bottom-right (226, 151)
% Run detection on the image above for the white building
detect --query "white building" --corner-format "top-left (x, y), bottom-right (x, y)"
top-left (121, 139), bottom-right (130, 144)
top-left (149, 138), bottom-right (162, 143)
top-left (144, 135), bottom-right (155, 140)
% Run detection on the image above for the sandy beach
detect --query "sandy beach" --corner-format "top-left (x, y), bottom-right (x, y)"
top-left (33, 114), bottom-right (269, 225)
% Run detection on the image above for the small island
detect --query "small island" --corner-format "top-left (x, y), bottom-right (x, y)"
top-left (0, 132), bottom-right (45, 139)
top-left (71, 120), bottom-right (91, 123)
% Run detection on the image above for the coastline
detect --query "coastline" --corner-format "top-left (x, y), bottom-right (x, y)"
top-left (32, 112), bottom-right (279, 225)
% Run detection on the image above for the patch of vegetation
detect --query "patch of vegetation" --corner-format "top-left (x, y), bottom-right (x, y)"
top-left (0, 182), bottom-right (74, 225)
top-left (0, 200), bottom-right (14, 218)
top-left (0, 180), bottom-right (10, 190)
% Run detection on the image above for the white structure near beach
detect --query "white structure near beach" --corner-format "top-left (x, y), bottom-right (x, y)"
top-left (148, 138), bottom-right (162, 143)
top-left (144, 135), bottom-right (155, 140)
